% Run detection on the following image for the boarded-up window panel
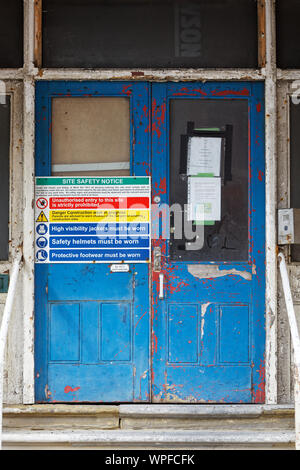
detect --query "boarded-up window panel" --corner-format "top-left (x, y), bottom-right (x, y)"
top-left (0, 98), bottom-right (10, 261)
top-left (43, 0), bottom-right (258, 69)
top-left (277, 0), bottom-right (300, 69)
top-left (0, 1), bottom-right (23, 68)
top-left (51, 97), bottom-right (130, 176)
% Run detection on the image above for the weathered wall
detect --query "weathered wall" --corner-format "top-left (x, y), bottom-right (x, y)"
top-left (277, 80), bottom-right (300, 404)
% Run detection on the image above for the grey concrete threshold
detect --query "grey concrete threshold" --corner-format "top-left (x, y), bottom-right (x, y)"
top-left (2, 429), bottom-right (295, 447)
top-left (3, 404), bottom-right (119, 415)
top-left (3, 404), bottom-right (294, 416)
top-left (3, 430), bottom-right (295, 450)
top-left (119, 404), bottom-right (294, 419)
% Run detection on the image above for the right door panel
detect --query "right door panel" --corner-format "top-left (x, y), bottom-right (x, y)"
top-left (151, 82), bottom-right (265, 403)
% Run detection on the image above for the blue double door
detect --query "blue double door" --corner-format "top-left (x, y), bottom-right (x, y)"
top-left (35, 81), bottom-right (265, 403)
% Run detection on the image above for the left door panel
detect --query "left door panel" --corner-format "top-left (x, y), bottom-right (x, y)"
top-left (35, 82), bottom-right (150, 402)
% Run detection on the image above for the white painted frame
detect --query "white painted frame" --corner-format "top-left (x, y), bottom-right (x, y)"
top-left (0, 82), bottom-right (23, 274)
top-left (0, 0), bottom-right (284, 404)
top-left (0, 81), bottom-right (24, 404)
top-left (52, 162), bottom-right (130, 173)
top-left (264, 0), bottom-right (278, 405)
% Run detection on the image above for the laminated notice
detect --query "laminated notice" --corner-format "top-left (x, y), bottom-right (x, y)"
top-left (35, 176), bottom-right (151, 264)
top-left (188, 177), bottom-right (221, 222)
top-left (187, 136), bottom-right (222, 176)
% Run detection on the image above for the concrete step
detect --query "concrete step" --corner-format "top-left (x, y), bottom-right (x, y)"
top-left (2, 429), bottom-right (296, 450)
top-left (2, 404), bottom-right (296, 450)
top-left (3, 404), bottom-right (294, 431)
top-left (3, 405), bottom-right (119, 431)
top-left (119, 404), bottom-right (295, 431)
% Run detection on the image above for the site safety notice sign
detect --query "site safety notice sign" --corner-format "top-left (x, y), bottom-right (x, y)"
top-left (35, 177), bottom-right (151, 263)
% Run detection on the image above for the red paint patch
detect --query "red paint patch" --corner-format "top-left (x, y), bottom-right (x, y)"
top-left (172, 92), bottom-right (197, 97)
top-left (64, 386), bottom-right (80, 394)
top-left (253, 360), bottom-right (265, 403)
top-left (143, 105), bottom-right (149, 118)
top-left (163, 264), bottom-right (189, 295)
top-left (152, 100), bottom-right (166, 138)
top-left (153, 334), bottom-right (158, 354)
top-left (211, 88), bottom-right (250, 97)
top-left (122, 85), bottom-right (132, 96)
top-left (131, 71), bottom-right (145, 77)
top-left (152, 177), bottom-right (167, 199)
top-left (258, 170), bottom-right (264, 182)
top-left (192, 88), bottom-right (207, 96)
top-left (140, 161), bottom-right (151, 176)
top-left (256, 102), bottom-right (262, 113)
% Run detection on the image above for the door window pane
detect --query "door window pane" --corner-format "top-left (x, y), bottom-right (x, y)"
top-left (51, 97), bottom-right (130, 176)
top-left (290, 98), bottom-right (300, 261)
top-left (170, 99), bottom-right (249, 262)
top-left (0, 1), bottom-right (23, 68)
top-left (43, 0), bottom-right (258, 69)
top-left (0, 97), bottom-right (10, 261)
top-left (276, 0), bottom-right (300, 69)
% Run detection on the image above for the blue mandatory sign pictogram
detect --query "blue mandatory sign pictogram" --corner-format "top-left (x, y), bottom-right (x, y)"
top-left (36, 223), bottom-right (48, 235)
top-left (36, 250), bottom-right (48, 262)
top-left (36, 236), bottom-right (48, 248)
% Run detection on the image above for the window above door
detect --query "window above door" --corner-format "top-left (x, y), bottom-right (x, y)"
top-left (42, 0), bottom-right (258, 69)
top-left (0, 1), bottom-right (23, 68)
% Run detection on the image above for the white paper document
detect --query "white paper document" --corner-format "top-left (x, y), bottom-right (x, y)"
top-left (188, 177), bottom-right (221, 222)
top-left (187, 136), bottom-right (222, 176)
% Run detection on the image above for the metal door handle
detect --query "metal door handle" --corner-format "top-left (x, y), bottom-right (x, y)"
top-left (159, 273), bottom-right (164, 299)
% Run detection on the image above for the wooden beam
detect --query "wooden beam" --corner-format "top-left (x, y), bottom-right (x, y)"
top-left (37, 68), bottom-right (264, 81)
top-left (258, 0), bottom-right (266, 68)
top-left (34, 0), bottom-right (42, 69)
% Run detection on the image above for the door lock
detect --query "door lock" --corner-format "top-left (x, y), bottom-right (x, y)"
top-left (153, 246), bottom-right (161, 272)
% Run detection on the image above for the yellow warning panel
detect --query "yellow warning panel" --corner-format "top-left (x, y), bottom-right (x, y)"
top-left (50, 209), bottom-right (149, 223)
top-left (36, 211), bottom-right (49, 222)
